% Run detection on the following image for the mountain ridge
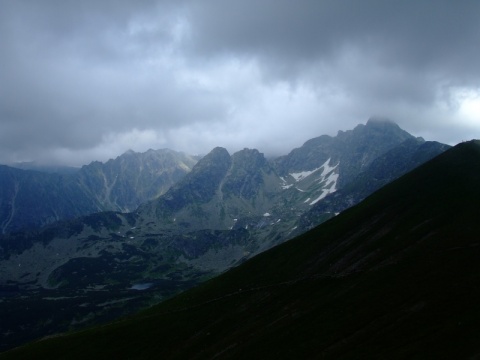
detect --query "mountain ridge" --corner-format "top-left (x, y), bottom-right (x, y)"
top-left (3, 140), bottom-right (479, 359)
top-left (0, 148), bottom-right (198, 233)
top-left (0, 119), bottom-right (452, 352)
top-left (273, 118), bottom-right (415, 186)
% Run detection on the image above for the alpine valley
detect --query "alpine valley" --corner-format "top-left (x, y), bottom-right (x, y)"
top-left (0, 119), bottom-right (451, 352)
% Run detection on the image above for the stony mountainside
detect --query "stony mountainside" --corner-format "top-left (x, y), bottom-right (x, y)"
top-left (75, 148), bottom-right (198, 213)
top-left (0, 119), bottom-right (450, 286)
top-left (137, 119), bottom-right (423, 235)
top-left (4, 140), bottom-right (480, 360)
top-left (296, 138), bottom-right (451, 233)
top-left (0, 149), bottom-right (198, 233)
top-left (130, 119), bottom-right (448, 253)
top-left (138, 147), bottom-right (282, 231)
top-left (0, 119), bottom-right (450, 351)
top-left (0, 166), bottom-right (102, 234)
top-left (274, 118), bottom-right (415, 187)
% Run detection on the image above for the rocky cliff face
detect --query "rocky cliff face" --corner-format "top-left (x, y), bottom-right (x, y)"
top-left (138, 147), bottom-right (279, 231)
top-left (296, 138), bottom-right (451, 234)
top-left (274, 118), bottom-right (415, 187)
top-left (76, 148), bottom-right (198, 212)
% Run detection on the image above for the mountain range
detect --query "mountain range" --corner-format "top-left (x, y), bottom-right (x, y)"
top-left (0, 119), bottom-right (451, 352)
top-left (2, 138), bottom-right (479, 359)
top-left (0, 149), bottom-right (198, 233)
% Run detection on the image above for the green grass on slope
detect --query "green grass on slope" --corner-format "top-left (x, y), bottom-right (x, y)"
top-left (2, 141), bottom-right (480, 360)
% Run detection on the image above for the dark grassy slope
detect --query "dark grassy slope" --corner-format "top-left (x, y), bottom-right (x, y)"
top-left (3, 140), bottom-right (480, 359)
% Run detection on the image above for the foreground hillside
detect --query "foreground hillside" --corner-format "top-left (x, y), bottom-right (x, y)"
top-left (3, 140), bottom-right (479, 359)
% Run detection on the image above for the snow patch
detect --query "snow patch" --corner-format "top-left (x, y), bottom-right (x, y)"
top-left (263, 212), bottom-right (271, 217)
top-left (290, 167), bottom-right (322, 182)
top-left (319, 158), bottom-right (338, 177)
top-left (130, 283), bottom-right (153, 291)
top-left (310, 172), bottom-right (339, 205)
top-left (309, 159), bottom-right (339, 205)
top-left (289, 158), bottom-right (338, 183)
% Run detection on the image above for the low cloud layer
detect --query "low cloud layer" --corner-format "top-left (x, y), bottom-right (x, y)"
top-left (1, 1), bottom-right (479, 166)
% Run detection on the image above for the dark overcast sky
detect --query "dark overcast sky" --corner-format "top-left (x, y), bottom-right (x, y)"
top-left (1, 0), bottom-right (479, 166)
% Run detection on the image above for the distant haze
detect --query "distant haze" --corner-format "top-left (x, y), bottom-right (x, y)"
top-left (1, 1), bottom-right (479, 166)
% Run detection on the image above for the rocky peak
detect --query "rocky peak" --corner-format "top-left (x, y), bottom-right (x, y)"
top-left (123, 149), bottom-right (136, 156)
top-left (75, 148), bottom-right (198, 213)
top-left (220, 148), bottom-right (273, 200)
top-left (274, 119), bottom-right (416, 187)
top-left (365, 116), bottom-right (397, 126)
top-left (156, 147), bottom-right (232, 211)
top-left (231, 148), bottom-right (268, 172)
top-left (189, 147), bottom-right (231, 176)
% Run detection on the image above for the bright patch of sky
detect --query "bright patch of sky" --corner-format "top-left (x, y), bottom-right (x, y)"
top-left (455, 88), bottom-right (480, 127)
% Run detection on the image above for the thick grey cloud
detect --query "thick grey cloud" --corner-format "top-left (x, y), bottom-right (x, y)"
top-left (0, 0), bottom-right (479, 166)
top-left (188, 1), bottom-right (480, 79)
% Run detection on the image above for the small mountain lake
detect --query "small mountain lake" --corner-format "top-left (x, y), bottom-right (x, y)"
top-left (130, 283), bottom-right (153, 290)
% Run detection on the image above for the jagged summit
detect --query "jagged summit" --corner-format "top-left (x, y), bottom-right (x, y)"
top-left (186, 146), bottom-right (231, 181)
top-left (366, 116), bottom-right (397, 125)
top-left (336, 117), bottom-right (401, 136)
top-left (231, 148), bottom-right (268, 170)
top-left (274, 119), bottom-right (414, 184)
top-left (363, 117), bottom-right (407, 134)
top-left (200, 146), bottom-right (230, 160)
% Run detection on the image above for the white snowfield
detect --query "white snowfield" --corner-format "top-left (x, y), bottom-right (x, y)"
top-left (289, 158), bottom-right (337, 182)
top-left (310, 158), bottom-right (339, 205)
top-left (286, 158), bottom-right (340, 205)
top-left (309, 171), bottom-right (339, 205)
top-left (319, 158), bottom-right (338, 177)
top-left (289, 167), bottom-right (322, 182)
